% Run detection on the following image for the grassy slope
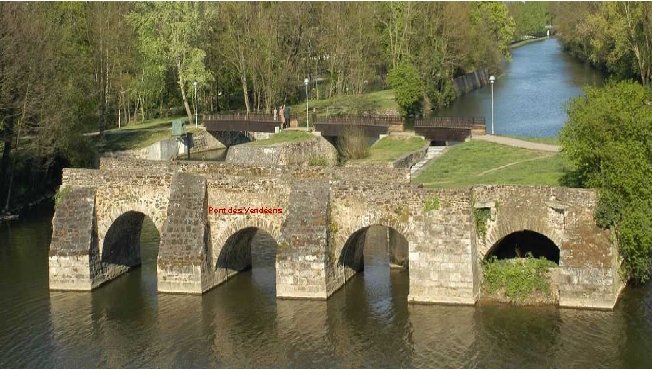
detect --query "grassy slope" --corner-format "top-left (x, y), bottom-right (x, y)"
top-left (248, 130), bottom-right (313, 146)
top-left (290, 90), bottom-right (399, 119)
top-left (97, 126), bottom-right (201, 152)
top-left (355, 136), bottom-right (426, 163)
top-left (414, 140), bottom-right (571, 188)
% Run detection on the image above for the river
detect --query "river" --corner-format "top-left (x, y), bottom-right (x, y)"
top-left (439, 38), bottom-right (604, 137)
top-left (3, 39), bottom-right (652, 369)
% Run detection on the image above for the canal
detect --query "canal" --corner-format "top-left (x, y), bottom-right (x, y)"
top-left (2, 39), bottom-right (651, 368)
top-left (439, 38), bottom-right (604, 137)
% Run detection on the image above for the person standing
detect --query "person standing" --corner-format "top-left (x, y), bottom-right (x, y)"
top-left (284, 105), bottom-right (291, 128)
top-left (279, 105), bottom-right (285, 128)
top-left (273, 107), bottom-right (278, 121)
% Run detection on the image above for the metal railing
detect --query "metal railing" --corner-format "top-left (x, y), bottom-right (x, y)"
top-left (203, 113), bottom-right (276, 122)
top-left (314, 115), bottom-right (403, 126)
top-left (414, 116), bottom-right (485, 128)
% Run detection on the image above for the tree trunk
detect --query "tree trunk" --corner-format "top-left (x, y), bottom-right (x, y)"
top-left (240, 73), bottom-right (250, 113)
top-left (177, 60), bottom-right (193, 123)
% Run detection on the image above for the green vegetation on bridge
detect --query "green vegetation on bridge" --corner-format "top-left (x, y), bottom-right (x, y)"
top-left (413, 140), bottom-right (570, 188)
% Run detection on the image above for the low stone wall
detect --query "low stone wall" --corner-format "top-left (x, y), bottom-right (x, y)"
top-left (392, 141), bottom-right (430, 168)
top-left (225, 135), bottom-right (338, 167)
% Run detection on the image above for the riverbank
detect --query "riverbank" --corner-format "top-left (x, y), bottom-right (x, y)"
top-left (510, 36), bottom-right (548, 49)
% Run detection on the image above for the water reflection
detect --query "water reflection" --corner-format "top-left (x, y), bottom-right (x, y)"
top-left (4, 203), bottom-right (652, 367)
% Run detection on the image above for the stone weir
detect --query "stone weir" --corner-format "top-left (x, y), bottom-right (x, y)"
top-left (48, 158), bottom-right (624, 310)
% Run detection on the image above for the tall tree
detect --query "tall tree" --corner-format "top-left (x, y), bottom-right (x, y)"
top-left (129, 2), bottom-right (212, 122)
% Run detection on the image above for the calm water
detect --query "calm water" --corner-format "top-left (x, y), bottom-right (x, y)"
top-left (3, 204), bottom-right (652, 368)
top-left (438, 38), bottom-right (604, 137)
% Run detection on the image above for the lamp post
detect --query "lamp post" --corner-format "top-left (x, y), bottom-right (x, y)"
top-left (489, 75), bottom-right (495, 135)
top-left (193, 81), bottom-right (198, 128)
top-left (304, 77), bottom-right (309, 129)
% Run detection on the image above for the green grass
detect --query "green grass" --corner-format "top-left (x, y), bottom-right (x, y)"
top-left (500, 135), bottom-right (559, 145)
top-left (482, 256), bottom-right (557, 303)
top-left (290, 89), bottom-right (399, 120)
top-left (413, 140), bottom-right (572, 188)
top-left (107, 116), bottom-right (188, 131)
top-left (355, 136), bottom-right (426, 163)
top-left (248, 130), bottom-right (313, 146)
top-left (96, 126), bottom-right (201, 152)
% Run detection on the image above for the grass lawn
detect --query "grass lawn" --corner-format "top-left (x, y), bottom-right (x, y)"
top-left (248, 130), bottom-right (314, 146)
top-left (413, 140), bottom-right (572, 188)
top-left (107, 116), bottom-right (188, 132)
top-left (96, 127), bottom-right (202, 152)
top-left (290, 90), bottom-right (399, 119)
top-left (355, 136), bottom-right (427, 163)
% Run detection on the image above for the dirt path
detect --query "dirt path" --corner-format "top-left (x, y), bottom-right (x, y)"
top-left (473, 135), bottom-right (560, 152)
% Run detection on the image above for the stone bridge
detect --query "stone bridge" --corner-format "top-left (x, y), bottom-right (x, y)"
top-left (49, 158), bottom-right (624, 310)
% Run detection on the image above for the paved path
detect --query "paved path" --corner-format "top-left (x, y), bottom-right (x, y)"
top-left (473, 135), bottom-right (560, 152)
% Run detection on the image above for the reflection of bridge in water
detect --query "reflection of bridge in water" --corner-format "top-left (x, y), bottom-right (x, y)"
top-left (48, 157), bottom-right (623, 310)
top-left (203, 114), bottom-right (486, 143)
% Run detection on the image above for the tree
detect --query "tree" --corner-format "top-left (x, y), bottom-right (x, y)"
top-left (560, 81), bottom-right (652, 282)
top-left (387, 61), bottom-right (424, 117)
top-left (129, 3), bottom-right (212, 122)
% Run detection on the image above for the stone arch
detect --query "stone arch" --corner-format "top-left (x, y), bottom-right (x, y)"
top-left (97, 210), bottom-right (161, 286)
top-left (338, 224), bottom-right (410, 272)
top-left (210, 216), bottom-right (282, 269)
top-left (480, 219), bottom-right (563, 262)
top-left (333, 210), bottom-right (411, 287)
top-left (211, 224), bottom-right (279, 288)
top-left (332, 212), bottom-right (412, 263)
top-left (95, 186), bottom-right (168, 259)
top-left (485, 229), bottom-right (560, 264)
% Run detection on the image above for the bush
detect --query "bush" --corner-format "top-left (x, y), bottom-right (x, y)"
top-left (482, 255), bottom-right (556, 303)
top-left (337, 125), bottom-right (370, 162)
top-left (387, 61), bottom-right (424, 117)
top-left (560, 81), bottom-right (652, 283)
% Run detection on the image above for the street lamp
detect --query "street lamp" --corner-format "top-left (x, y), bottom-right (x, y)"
top-left (304, 77), bottom-right (309, 129)
top-left (489, 75), bottom-right (495, 135)
top-left (193, 81), bottom-right (198, 128)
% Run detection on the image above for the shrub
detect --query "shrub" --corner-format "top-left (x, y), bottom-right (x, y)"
top-left (482, 255), bottom-right (556, 303)
top-left (337, 125), bottom-right (370, 161)
top-left (387, 61), bottom-right (424, 117)
top-left (560, 81), bottom-right (652, 283)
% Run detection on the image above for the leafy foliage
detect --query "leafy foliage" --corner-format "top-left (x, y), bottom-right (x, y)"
top-left (560, 80), bottom-right (652, 282)
top-left (482, 256), bottom-right (556, 303)
top-left (387, 62), bottom-right (424, 117)
top-left (474, 207), bottom-right (492, 240)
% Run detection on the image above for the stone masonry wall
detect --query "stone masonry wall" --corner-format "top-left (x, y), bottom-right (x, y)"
top-left (471, 186), bottom-right (623, 309)
top-left (49, 187), bottom-right (98, 291)
top-left (50, 157), bottom-right (623, 310)
top-left (158, 173), bottom-right (208, 293)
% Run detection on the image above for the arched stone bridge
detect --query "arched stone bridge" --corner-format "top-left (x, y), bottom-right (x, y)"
top-left (49, 158), bottom-right (624, 310)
